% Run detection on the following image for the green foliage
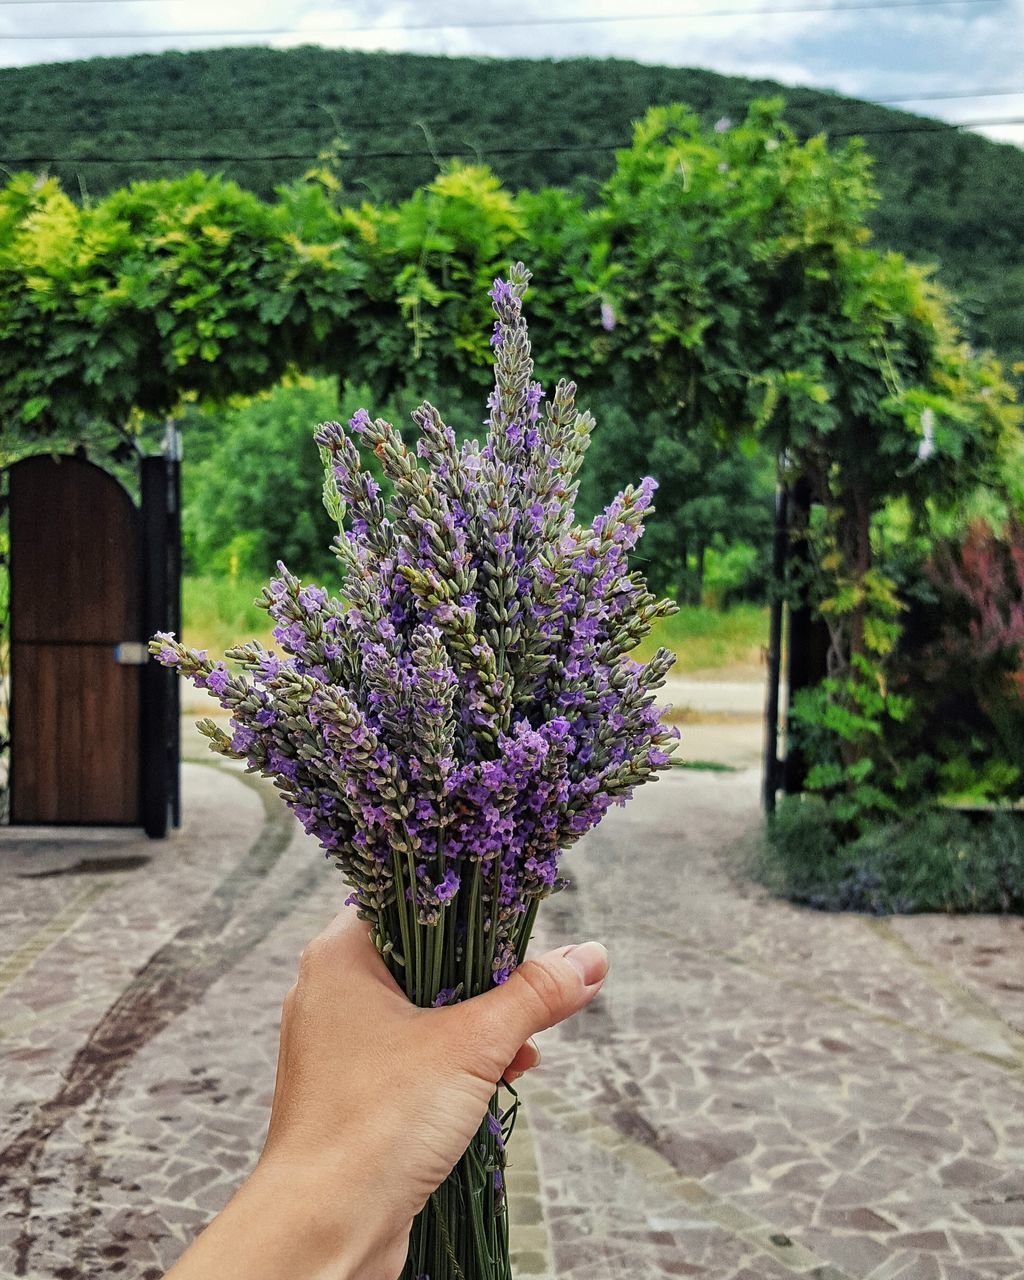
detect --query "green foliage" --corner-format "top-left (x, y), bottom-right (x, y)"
top-left (576, 394), bottom-right (775, 604)
top-left (3, 91), bottom-right (1022, 832)
top-left (936, 755), bottom-right (1022, 807)
top-left (598, 101), bottom-right (879, 434)
top-left (702, 542), bottom-right (769, 607)
top-left (0, 46), bottom-right (1019, 363)
top-left (788, 654), bottom-right (929, 829)
top-left (182, 571), bottom-right (274, 656)
top-left (0, 168), bottom-right (365, 431)
top-left (183, 376), bottom-right (385, 579)
top-left (764, 798), bottom-right (1024, 914)
top-left (632, 604), bottom-right (768, 673)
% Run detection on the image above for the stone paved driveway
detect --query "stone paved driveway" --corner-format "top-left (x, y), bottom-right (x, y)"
top-left (1, 753), bottom-right (1022, 1279)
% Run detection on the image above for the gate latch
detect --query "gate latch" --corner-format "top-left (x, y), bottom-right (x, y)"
top-left (115, 642), bottom-right (150, 665)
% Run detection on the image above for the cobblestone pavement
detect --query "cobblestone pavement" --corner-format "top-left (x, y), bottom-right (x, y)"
top-left (1, 751), bottom-right (1023, 1280)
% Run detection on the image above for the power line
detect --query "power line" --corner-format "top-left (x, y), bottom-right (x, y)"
top-left (0, 121), bottom-right (443, 135)
top-left (4, 116), bottom-right (1021, 164)
top-left (835, 114), bottom-right (1024, 134)
top-left (11, 144), bottom-right (624, 162)
top-left (0, 0), bottom-right (1000, 38)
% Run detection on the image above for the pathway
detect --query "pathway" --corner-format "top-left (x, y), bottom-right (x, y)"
top-left (0, 750), bottom-right (1022, 1279)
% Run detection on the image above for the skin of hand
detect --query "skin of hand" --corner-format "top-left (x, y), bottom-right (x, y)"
top-left (163, 908), bottom-right (609, 1280)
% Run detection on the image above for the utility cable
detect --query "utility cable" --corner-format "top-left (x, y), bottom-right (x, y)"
top-left (0, 0), bottom-right (1000, 38)
top-left (5, 115), bottom-right (1022, 164)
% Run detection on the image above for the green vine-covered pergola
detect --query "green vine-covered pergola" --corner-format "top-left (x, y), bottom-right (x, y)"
top-left (2, 99), bottom-right (1020, 821)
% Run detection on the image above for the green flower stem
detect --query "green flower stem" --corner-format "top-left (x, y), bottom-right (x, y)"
top-left (406, 846), bottom-right (425, 1005)
top-left (389, 846), bottom-right (415, 1000)
top-left (464, 861), bottom-right (482, 996)
top-left (514, 895), bottom-right (541, 963)
top-left (428, 908), bottom-right (446, 1002)
top-left (396, 865), bottom-right (532, 1280)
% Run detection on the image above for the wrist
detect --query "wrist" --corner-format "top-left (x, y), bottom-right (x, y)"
top-left (165, 1154), bottom-right (409, 1280)
top-left (245, 1156), bottom-right (409, 1280)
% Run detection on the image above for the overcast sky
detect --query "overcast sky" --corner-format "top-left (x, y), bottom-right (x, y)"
top-left (1, 0), bottom-right (1022, 146)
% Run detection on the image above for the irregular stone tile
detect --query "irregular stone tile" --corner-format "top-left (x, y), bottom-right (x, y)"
top-left (3, 761), bottom-right (1024, 1278)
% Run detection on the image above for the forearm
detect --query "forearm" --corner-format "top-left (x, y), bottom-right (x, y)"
top-left (163, 1158), bottom-right (407, 1280)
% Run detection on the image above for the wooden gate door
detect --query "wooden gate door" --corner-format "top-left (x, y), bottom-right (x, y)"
top-left (9, 455), bottom-right (142, 824)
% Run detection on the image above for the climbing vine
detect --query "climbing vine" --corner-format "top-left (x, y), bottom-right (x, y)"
top-left (2, 98), bottom-right (1020, 820)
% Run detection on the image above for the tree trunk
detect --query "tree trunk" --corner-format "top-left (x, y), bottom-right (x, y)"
top-left (839, 485), bottom-right (873, 662)
top-left (695, 540), bottom-right (706, 607)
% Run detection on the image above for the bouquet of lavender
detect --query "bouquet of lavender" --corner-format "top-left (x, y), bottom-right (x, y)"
top-left (153, 263), bottom-right (678, 1279)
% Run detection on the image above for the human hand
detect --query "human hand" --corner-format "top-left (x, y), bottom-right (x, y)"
top-left (164, 908), bottom-right (609, 1280)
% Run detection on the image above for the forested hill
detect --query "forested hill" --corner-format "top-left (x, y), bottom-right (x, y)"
top-left (1, 45), bottom-right (1022, 361)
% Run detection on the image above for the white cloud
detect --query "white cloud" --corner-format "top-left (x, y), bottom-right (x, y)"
top-left (0, 0), bottom-right (847, 69)
top-left (0, 0), bottom-right (1019, 149)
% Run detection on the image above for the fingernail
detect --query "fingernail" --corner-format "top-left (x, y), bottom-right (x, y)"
top-left (564, 941), bottom-right (609, 987)
top-left (528, 1036), bottom-right (541, 1062)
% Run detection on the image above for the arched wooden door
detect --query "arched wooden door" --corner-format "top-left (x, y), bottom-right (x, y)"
top-left (9, 455), bottom-right (142, 824)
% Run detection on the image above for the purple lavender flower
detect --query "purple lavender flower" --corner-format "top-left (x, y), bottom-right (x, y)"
top-left (206, 663), bottom-right (230, 696)
top-left (150, 264), bottom-right (678, 970)
top-left (149, 263), bottom-right (679, 1277)
top-left (155, 637), bottom-right (180, 666)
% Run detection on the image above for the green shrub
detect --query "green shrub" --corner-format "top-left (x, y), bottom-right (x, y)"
top-left (703, 542), bottom-right (769, 607)
top-left (763, 796), bottom-right (1024, 915)
top-left (851, 810), bottom-right (985, 914)
top-left (760, 794), bottom-right (847, 899)
top-left (985, 812), bottom-right (1024, 910)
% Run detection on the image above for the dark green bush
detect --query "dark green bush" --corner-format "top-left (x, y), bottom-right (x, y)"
top-left (763, 796), bottom-right (1024, 915)
top-left (760, 794), bottom-right (847, 900)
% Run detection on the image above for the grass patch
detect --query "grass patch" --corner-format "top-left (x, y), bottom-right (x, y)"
top-left (182, 572), bottom-right (274, 655)
top-left (634, 604), bottom-right (769, 674)
top-left (183, 575), bottom-right (769, 681)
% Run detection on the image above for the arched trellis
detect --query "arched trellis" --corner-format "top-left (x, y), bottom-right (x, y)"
top-left (0, 427), bottom-right (181, 836)
top-left (2, 102), bottom-right (1018, 825)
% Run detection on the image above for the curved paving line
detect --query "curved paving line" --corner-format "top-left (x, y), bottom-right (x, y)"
top-left (0, 882), bottom-right (112, 1000)
top-left (527, 1086), bottom-right (853, 1279)
top-left (717, 945), bottom-right (1024, 1076)
top-left (861, 917), bottom-right (1024, 1058)
top-left (641, 920), bottom-right (1024, 1077)
top-left (0, 759), bottom-right (317, 1277)
top-left (506, 1106), bottom-right (557, 1278)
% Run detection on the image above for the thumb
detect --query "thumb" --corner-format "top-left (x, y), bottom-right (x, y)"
top-left (460, 941), bottom-right (609, 1069)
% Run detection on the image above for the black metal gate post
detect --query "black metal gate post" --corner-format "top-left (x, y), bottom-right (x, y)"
top-left (140, 426), bottom-right (182, 838)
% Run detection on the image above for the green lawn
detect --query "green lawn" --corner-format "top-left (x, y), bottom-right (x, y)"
top-left (183, 574), bottom-right (769, 678)
top-left (635, 604), bottom-right (769, 675)
top-left (182, 573), bottom-right (274, 655)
